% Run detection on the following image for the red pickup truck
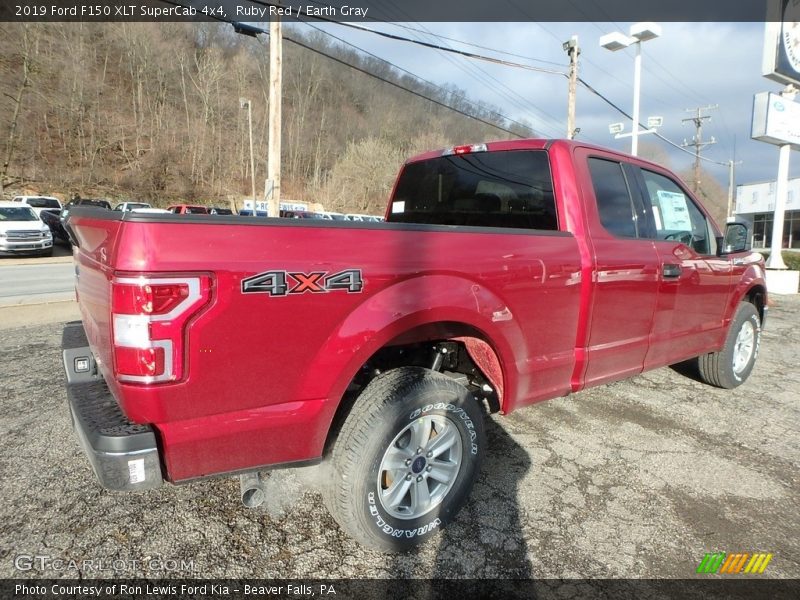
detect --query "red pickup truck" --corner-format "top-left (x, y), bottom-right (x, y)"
top-left (62, 139), bottom-right (766, 551)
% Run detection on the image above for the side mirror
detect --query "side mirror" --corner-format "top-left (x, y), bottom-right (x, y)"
top-left (718, 222), bottom-right (750, 255)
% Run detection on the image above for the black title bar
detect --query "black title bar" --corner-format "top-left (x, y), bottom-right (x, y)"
top-left (0, 0), bottom-right (774, 23)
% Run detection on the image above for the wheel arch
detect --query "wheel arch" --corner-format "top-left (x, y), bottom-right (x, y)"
top-left (294, 274), bottom-right (523, 458)
top-left (744, 284), bottom-right (767, 324)
top-left (724, 263), bottom-right (768, 326)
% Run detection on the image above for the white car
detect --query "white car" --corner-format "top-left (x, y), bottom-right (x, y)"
top-left (0, 201), bottom-right (53, 256)
top-left (114, 202), bottom-right (152, 212)
top-left (12, 195), bottom-right (63, 218)
top-left (319, 211), bottom-right (347, 221)
top-left (129, 208), bottom-right (171, 214)
top-left (345, 213), bottom-right (383, 222)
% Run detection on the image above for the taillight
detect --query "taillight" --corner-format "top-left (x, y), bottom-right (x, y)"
top-left (111, 276), bottom-right (211, 384)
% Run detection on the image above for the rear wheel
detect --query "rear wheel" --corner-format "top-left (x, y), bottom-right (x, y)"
top-left (697, 302), bottom-right (761, 389)
top-left (324, 366), bottom-right (485, 552)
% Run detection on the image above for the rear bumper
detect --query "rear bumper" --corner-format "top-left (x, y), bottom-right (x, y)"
top-left (62, 322), bottom-right (163, 491)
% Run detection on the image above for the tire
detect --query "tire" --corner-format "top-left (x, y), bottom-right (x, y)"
top-left (697, 302), bottom-right (761, 389)
top-left (323, 366), bottom-right (485, 552)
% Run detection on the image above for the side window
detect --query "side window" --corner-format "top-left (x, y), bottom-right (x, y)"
top-left (389, 150), bottom-right (558, 231)
top-left (639, 169), bottom-right (713, 255)
top-left (587, 158), bottom-right (638, 238)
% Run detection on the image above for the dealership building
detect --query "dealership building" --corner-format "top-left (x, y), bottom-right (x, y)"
top-left (735, 177), bottom-right (800, 250)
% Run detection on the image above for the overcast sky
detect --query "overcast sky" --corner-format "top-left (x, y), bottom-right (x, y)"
top-left (300, 20), bottom-right (799, 188)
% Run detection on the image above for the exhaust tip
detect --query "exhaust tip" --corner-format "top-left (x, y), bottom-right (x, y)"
top-left (240, 472), bottom-right (267, 508)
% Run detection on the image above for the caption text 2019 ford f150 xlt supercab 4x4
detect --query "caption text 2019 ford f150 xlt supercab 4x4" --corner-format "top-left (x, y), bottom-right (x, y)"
top-left (61, 139), bottom-right (766, 551)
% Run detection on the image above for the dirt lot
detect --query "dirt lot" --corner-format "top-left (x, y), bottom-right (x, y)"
top-left (0, 297), bottom-right (798, 581)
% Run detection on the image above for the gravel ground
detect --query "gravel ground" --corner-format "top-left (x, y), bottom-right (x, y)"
top-left (0, 297), bottom-right (798, 581)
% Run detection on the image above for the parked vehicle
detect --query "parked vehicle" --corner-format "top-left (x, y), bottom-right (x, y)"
top-left (62, 139), bottom-right (766, 552)
top-left (167, 204), bottom-right (209, 214)
top-left (209, 207), bottom-right (233, 215)
top-left (114, 202), bottom-right (152, 212)
top-left (286, 210), bottom-right (326, 219)
top-left (62, 199), bottom-right (111, 221)
top-left (319, 211), bottom-right (347, 220)
top-left (130, 208), bottom-right (171, 214)
top-left (345, 213), bottom-right (383, 222)
top-left (63, 198), bottom-right (112, 211)
top-left (12, 195), bottom-right (62, 217)
top-left (60, 199), bottom-right (112, 241)
top-left (0, 202), bottom-right (53, 256)
top-left (39, 209), bottom-right (70, 244)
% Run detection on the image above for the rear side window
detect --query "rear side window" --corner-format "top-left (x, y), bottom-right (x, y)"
top-left (587, 158), bottom-right (639, 238)
top-left (389, 150), bottom-right (557, 230)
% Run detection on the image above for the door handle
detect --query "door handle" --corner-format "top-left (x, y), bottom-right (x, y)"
top-left (662, 263), bottom-right (682, 278)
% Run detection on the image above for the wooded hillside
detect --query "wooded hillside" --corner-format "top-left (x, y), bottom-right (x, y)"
top-left (0, 22), bottom-right (533, 214)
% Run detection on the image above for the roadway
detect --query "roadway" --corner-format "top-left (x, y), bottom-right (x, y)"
top-left (0, 256), bottom-right (75, 306)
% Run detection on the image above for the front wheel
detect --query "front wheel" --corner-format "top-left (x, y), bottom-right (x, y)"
top-left (697, 302), bottom-right (761, 389)
top-left (323, 367), bottom-right (485, 552)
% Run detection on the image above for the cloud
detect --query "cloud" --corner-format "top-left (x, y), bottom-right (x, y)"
top-left (316, 21), bottom-right (800, 185)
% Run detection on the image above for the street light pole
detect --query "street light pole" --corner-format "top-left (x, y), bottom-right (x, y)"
top-left (240, 98), bottom-right (257, 217)
top-left (599, 22), bottom-right (661, 157)
top-left (631, 41), bottom-right (642, 156)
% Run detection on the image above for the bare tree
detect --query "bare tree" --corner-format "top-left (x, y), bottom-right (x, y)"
top-left (1, 24), bottom-right (38, 194)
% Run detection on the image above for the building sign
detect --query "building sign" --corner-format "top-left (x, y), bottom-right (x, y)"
top-left (242, 199), bottom-right (308, 213)
top-left (751, 92), bottom-right (800, 149)
top-left (736, 178), bottom-right (800, 214)
top-left (763, 0), bottom-right (800, 86)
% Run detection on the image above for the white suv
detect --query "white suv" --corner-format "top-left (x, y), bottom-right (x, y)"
top-left (114, 202), bottom-right (152, 212)
top-left (12, 195), bottom-right (63, 217)
top-left (0, 201), bottom-right (53, 256)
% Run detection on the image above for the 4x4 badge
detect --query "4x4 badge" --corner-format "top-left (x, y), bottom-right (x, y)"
top-left (242, 269), bottom-right (363, 296)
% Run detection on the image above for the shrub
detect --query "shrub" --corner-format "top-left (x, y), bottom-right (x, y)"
top-left (759, 251), bottom-right (800, 271)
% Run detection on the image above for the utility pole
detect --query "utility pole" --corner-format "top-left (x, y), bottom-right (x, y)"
top-left (726, 159), bottom-right (743, 221)
top-left (564, 36), bottom-right (580, 139)
top-left (240, 98), bottom-right (257, 217)
top-left (681, 104), bottom-right (718, 194)
top-left (267, 15), bottom-right (282, 218)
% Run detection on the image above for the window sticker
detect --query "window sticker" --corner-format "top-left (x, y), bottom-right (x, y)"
top-left (392, 201), bottom-right (405, 214)
top-left (656, 190), bottom-right (692, 230)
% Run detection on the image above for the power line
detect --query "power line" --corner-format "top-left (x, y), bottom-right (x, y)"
top-left (302, 21), bottom-right (535, 134)
top-left (387, 23), bottom-right (566, 67)
top-left (376, 20), bottom-right (565, 137)
top-left (578, 77), bottom-right (729, 167)
top-left (284, 35), bottom-right (527, 138)
top-left (245, 0), bottom-right (568, 75)
top-left (164, 0), bottom-right (732, 165)
top-left (297, 9), bottom-right (730, 163)
top-left (277, 0), bottom-right (571, 136)
top-left (159, 0), bottom-right (531, 137)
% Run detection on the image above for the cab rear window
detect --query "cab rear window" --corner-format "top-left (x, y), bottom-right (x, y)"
top-left (388, 150), bottom-right (557, 230)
